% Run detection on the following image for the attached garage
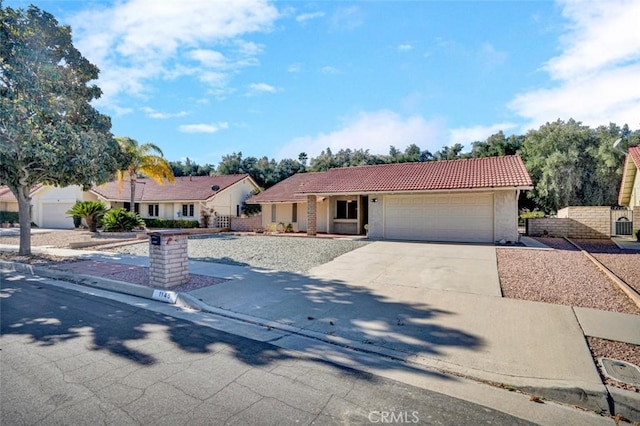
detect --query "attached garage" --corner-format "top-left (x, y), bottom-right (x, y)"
top-left (384, 193), bottom-right (494, 243)
top-left (41, 203), bottom-right (75, 229)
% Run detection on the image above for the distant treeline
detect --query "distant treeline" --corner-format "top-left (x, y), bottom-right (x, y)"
top-left (169, 119), bottom-right (640, 213)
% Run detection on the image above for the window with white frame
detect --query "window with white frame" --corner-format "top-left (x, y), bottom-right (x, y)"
top-left (182, 204), bottom-right (195, 217)
top-left (148, 204), bottom-right (159, 217)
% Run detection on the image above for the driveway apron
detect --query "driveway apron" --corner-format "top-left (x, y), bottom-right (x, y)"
top-left (308, 241), bottom-right (502, 297)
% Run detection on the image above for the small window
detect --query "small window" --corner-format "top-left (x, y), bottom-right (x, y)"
top-left (336, 200), bottom-right (357, 219)
top-left (124, 202), bottom-right (140, 214)
top-left (271, 204), bottom-right (277, 222)
top-left (292, 203), bottom-right (298, 223)
top-left (148, 204), bottom-right (159, 217)
top-left (182, 204), bottom-right (194, 217)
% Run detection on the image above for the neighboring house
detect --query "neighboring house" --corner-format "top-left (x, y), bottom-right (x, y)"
top-left (89, 174), bottom-right (259, 224)
top-left (0, 184), bottom-right (82, 228)
top-left (248, 155), bottom-right (533, 243)
top-left (618, 145), bottom-right (640, 213)
top-left (0, 174), bottom-right (259, 229)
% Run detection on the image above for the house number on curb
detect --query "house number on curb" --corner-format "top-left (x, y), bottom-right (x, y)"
top-left (152, 290), bottom-right (178, 304)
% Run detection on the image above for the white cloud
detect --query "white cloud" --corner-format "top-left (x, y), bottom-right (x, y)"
top-left (178, 122), bottom-right (229, 133)
top-left (448, 123), bottom-right (518, 147)
top-left (69, 0), bottom-right (279, 109)
top-left (142, 107), bottom-right (189, 119)
top-left (247, 83), bottom-right (278, 95)
top-left (296, 12), bottom-right (325, 23)
top-left (330, 6), bottom-right (363, 31)
top-left (288, 62), bottom-right (303, 73)
top-left (188, 49), bottom-right (227, 68)
top-left (510, 0), bottom-right (640, 128)
top-left (398, 44), bottom-right (413, 52)
top-left (478, 42), bottom-right (507, 68)
top-left (321, 66), bottom-right (340, 74)
top-left (278, 110), bottom-right (446, 160)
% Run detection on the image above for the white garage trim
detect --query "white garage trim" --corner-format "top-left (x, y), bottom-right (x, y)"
top-left (41, 203), bottom-right (75, 229)
top-left (384, 193), bottom-right (494, 243)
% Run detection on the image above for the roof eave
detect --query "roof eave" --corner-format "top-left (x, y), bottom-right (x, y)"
top-left (296, 186), bottom-right (534, 196)
top-left (618, 155), bottom-right (637, 206)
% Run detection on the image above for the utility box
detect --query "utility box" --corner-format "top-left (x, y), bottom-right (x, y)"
top-left (148, 230), bottom-right (189, 288)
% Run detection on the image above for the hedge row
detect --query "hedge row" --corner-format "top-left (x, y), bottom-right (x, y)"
top-left (0, 211), bottom-right (19, 223)
top-left (143, 218), bottom-right (200, 229)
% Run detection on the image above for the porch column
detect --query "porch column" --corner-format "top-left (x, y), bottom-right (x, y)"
top-left (307, 195), bottom-right (317, 236)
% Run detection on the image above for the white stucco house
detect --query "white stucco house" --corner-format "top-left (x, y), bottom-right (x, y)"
top-left (247, 155), bottom-right (533, 243)
top-left (618, 145), bottom-right (640, 227)
top-left (0, 174), bottom-right (259, 228)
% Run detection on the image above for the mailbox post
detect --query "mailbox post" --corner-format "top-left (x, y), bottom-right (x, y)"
top-left (148, 230), bottom-right (189, 288)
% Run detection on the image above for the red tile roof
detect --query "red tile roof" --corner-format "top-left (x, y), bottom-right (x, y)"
top-left (247, 173), bottom-right (324, 204)
top-left (0, 186), bottom-right (15, 202)
top-left (0, 184), bottom-right (44, 202)
top-left (91, 174), bottom-right (253, 202)
top-left (248, 155), bottom-right (532, 203)
top-left (629, 145), bottom-right (640, 168)
top-left (301, 155), bottom-right (532, 194)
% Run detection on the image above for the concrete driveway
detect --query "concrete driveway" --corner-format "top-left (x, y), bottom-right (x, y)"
top-left (308, 241), bottom-right (501, 297)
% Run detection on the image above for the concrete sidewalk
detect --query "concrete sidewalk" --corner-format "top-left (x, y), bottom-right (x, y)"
top-left (2, 242), bottom-right (639, 420)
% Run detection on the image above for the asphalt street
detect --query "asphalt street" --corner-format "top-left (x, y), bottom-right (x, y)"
top-left (0, 271), bottom-right (536, 425)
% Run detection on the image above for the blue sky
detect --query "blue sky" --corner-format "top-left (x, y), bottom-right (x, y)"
top-left (7, 0), bottom-right (640, 165)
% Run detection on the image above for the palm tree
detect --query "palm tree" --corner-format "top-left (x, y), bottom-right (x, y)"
top-left (116, 137), bottom-right (175, 212)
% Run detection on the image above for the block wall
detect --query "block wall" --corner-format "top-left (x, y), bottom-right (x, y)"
top-left (528, 206), bottom-right (611, 239)
top-left (230, 214), bottom-right (262, 232)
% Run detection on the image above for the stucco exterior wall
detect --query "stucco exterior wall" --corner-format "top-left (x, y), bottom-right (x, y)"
top-left (207, 178), bottom-right (258, 217)
top-left (367, 196), bottom-right (384, 239)
top-left (33, 185), bottom-right (85, 228)
top-left (493, 190), bottom-right (519, 242)
top-left (631, 172), bottom-right (640, 208)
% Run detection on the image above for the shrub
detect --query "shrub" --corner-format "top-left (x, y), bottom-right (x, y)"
top-left (519, 210), bottom-right (545, 226)
top-left (143, 218), bottom-right (199, 229)
top-left (635, 228), bottom-right (640, 241)
top-left (0, 211), bottom-right (19, 224)
top-left (66, 201), bottom-right (107, 232)
top-left (102, 208), bottom-right (145, 232)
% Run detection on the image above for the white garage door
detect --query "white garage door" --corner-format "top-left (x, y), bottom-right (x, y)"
top-left (42, 203), bottom-right (75, 229)
top-left (384, 193), bottom-right (494, 243)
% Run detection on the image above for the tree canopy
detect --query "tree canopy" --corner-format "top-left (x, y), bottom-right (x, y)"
top-left (0, 5), bottom-right (119, 254)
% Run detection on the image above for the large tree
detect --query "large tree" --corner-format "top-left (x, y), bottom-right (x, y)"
top-left (520, 119), bottom-right (627, 212)
top-left (115, 137), bottom-right (175, 212)
top-left (0, 5), bottom-right (120, 255)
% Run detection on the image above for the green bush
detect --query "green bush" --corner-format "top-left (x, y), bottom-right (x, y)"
top-left (102, 208), bottom-right (145, 232)
top-left (0, 211), bottom-right (19, 223)
top-left (635, 228), bottom-right (640, 241)
top-left (519, 210), bottom-right (545, 226)
top-left (143, 218), bottom-right (199, 229)
top-left (66, 201), bottom-right (107, 232)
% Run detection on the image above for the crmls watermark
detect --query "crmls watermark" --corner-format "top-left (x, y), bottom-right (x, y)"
top-left (368, 411), bottom-right (420, 424)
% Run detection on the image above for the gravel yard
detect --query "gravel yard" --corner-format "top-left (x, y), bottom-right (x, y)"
top-left (497, 239), bottom-right (640, 315)
top-left (109, 234), bottom-right (370, 274)
top-left (586, 337), bottom-right (640, 393)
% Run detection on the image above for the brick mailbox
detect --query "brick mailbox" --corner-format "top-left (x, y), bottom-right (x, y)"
top-left (148, 230), bottom-right (189, 288)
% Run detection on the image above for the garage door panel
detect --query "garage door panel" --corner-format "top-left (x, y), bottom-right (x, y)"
top-left (384, 194), bottom-right (494, 243)
top-left (42, 203), bottom-right (75, 229)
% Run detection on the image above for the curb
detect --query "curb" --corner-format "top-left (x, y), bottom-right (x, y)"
top-left (1, 260), bottom-right (634, 421)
